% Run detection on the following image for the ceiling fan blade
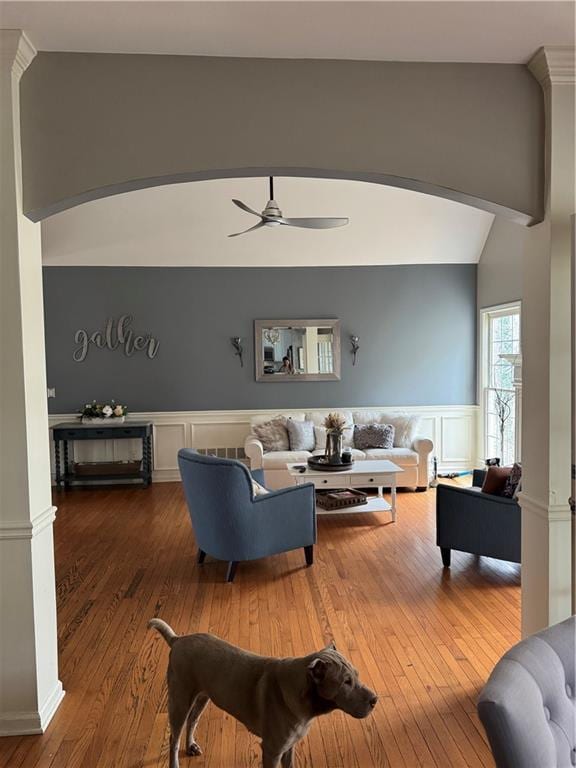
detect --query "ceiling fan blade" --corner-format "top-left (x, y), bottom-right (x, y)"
top-left (232, 199), bottom-right (261, 217)
top-left (228, 221), bottom-right (266, 238)
top-left (279, 217), bottom-right (349, 230)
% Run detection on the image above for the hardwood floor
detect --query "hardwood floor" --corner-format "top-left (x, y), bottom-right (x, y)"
top-left (0, 481), bottom-right (520, 767)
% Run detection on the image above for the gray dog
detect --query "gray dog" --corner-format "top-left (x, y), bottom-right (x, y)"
top-left (149, 618), bottom-right (378, 768)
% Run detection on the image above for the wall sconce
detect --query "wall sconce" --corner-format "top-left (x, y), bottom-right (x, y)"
top-left (231, 337), bottom-right (244, 368)
top-left (350, 335), bottom-right (360, 366)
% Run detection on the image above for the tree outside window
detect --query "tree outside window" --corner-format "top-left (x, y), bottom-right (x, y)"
top-left (483, 307), bottom-right (521, 466)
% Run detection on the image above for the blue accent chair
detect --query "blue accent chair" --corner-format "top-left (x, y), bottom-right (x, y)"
top-left (177, 449), bottom-right (316, 582)
top-left (436, 469), bottom-right (521, 567)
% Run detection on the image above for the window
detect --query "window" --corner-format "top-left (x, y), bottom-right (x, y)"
top-left (480, 303), bottom-right (521, 465)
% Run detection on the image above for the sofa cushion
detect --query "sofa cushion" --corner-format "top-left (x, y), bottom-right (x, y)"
top-left (362, 448), bottom-right (418, 466)
top-left (352, 411), bottom-right (421, 448)
top-left (250, 412), bottom-right (306, 430)
top-left (252, 417), bottom-right (290, 452)
top-left (353, 423), bottom-right (395, 450)
top-left (286, 419), bottom-right (315, 451)
top-left (312, 448), bottom-right (366, 461)
top-left (262, 450), bottom-right (312, 469)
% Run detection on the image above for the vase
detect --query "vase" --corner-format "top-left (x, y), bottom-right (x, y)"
top-left (325, 430), bottom-right (343, 464)
top-left (81, 415), bottom-right (125, 424)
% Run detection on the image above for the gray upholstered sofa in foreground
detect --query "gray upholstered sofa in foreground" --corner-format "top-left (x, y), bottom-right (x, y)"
top-left (478, 615), bottom-right (576, 768)
top-left (436, 469), bottom-right (521, 567)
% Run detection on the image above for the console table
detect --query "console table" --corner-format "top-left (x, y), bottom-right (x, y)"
top-left (52, 421), bottom-right (153, 488)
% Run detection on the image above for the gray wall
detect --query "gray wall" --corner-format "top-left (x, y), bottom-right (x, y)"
top-left (43, 265), bottom-right (476, 413)
top-left (477, 216), bottom-right (525, 308)
top-left (21, 54), bottom-right (543, 222)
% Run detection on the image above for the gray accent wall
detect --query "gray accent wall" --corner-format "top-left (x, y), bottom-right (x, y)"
top-left (42, 265), bottom-right (477, 413)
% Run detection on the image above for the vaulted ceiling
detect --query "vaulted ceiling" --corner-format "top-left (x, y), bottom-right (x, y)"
top-left (42, 176), bottom-right (494, 267)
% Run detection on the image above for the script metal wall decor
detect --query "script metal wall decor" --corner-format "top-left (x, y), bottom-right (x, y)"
top-left (73, 315), bottom-right (160, 362)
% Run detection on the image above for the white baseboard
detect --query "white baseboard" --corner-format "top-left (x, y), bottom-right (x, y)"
top-left (0, 680), bottom-right (64, 736)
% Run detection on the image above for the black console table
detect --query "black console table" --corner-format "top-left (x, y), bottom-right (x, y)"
top-left (52, 421), bottom-right (153, 488)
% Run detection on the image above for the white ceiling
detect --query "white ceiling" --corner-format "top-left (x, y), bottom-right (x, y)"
top-left (1, 1), bottom-right (574, 63)
top-left (41, 177), bottom-right (494, 267)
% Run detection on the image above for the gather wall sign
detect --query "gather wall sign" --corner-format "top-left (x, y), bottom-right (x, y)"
top-left (73, 315), bottom-right (160, 362)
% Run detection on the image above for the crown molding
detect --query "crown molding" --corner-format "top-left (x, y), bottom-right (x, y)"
top-left (0, 30), bottom-right (37, 80)
top-left (528, 46), bottom-right (575, 87)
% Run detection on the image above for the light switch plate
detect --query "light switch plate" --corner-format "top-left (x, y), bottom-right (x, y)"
top-left (47, 388), bottom-right (55, 398)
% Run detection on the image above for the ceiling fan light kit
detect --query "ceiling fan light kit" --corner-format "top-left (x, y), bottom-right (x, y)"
top-left (229, 177), bottom-right (349, 237)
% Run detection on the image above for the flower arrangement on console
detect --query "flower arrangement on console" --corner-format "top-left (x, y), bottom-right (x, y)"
top-left (80, 400), bottom-right (128, 423)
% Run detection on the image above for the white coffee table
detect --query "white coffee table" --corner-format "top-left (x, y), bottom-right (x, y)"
top-left (287, 460), bottom-right (403, 521)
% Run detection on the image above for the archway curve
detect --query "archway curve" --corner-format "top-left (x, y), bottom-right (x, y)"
top-left (31, 167), bottom-right (535, 225)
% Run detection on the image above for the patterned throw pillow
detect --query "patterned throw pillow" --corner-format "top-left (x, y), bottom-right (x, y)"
top-left (353, 423), bottom-right (395, 450)
top-left (502, 462), bottom-right (522, 498)
top-left (286, 419), bottom-right (315, 451)
top-left (253, 417), bottom-right (289, 452)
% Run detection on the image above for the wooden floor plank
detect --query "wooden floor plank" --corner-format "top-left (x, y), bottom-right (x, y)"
top-left (0, 480), bottom-right (519, 767)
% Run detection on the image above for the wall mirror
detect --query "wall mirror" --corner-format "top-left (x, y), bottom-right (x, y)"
top-left (255, 319), bottom-right (341, 382)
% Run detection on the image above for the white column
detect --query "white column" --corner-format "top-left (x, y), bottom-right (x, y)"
top-left (0, 30), bottom-right (64, 735)
top-left (520, 47), bottom-right (575, 636)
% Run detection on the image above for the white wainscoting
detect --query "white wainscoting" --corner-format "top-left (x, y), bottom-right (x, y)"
top-left (48, 405), bottom-right (478, 484)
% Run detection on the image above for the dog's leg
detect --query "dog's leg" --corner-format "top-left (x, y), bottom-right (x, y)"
top-left (261, 744), bottom-right (282, 768)
top-left (168, 687), bottom-right (192, 768)
top-left (280, 746), bottom-right (294, 767)
top-left (185, 693), bottom-right (209, 757)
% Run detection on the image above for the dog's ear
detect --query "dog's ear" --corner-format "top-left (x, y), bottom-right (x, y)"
top-left (308, 658), bottom-right (327, 683)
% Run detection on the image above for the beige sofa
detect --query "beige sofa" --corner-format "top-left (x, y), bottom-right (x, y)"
top-left (244, 410), bottom-right (433, 490)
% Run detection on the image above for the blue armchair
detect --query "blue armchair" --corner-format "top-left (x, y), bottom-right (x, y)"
top-left (436, 469), bottom-right (521, 567)
top-left (177, 449), bottom-right (316, 582)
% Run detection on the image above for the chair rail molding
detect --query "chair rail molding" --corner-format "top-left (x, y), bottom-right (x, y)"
top-left (48, 405), bottom-right (478, 483)
top-left (0, 505), bottom-right (57, 541)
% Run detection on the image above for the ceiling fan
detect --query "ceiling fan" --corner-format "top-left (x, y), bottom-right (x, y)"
top-left (229, 177), bottom-right (349, 237)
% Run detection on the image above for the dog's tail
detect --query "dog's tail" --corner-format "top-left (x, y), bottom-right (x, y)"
top-left (148, 618), bottom-right (178, 647)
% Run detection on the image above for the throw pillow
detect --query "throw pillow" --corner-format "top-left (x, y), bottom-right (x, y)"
top-left (502, 462), bottom-right (522, 498)
top-left (252, 479), bottom-right (269, 497)
top-left (253, 417), bottom-right (289, 452)
top-left (481, 466), bottom-right (512, 496)
top-left (353, 423), bottom-right (395, 450)
top-left (286, 419), bottom-right (315, 451)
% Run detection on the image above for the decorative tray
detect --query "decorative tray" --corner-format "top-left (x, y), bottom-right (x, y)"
top-left (316, 489), bottom-right (367, 510)
top-left (307, 456), bottom-right (355, 472)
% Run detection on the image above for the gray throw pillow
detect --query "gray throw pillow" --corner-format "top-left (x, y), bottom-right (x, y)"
top-left (253, 417), bottom-right (289, 452)
top-left (353, 423), bottom-right (395, 450)
top-left (287, 419), bottom-right (315, 451)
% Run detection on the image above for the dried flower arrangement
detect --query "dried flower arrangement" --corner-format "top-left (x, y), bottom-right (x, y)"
top-left (80, 400), bottom-right (128, 422)
top-left (324, 412), bottom-right (347, 433)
